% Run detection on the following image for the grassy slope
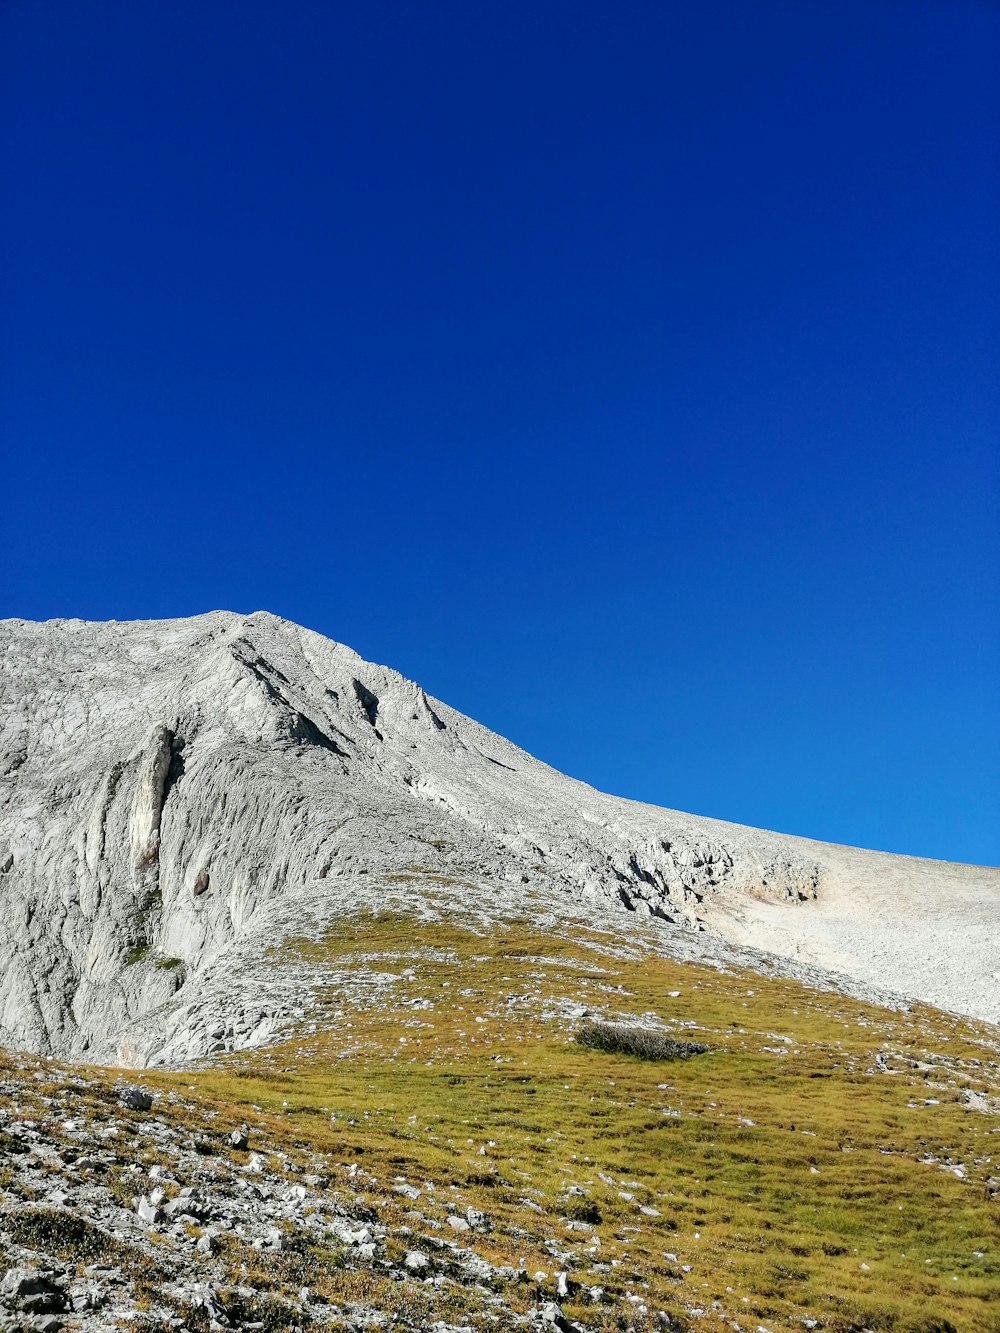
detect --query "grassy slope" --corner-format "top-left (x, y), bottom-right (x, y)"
top-left (137, 911), bottom-right (1000, 1333)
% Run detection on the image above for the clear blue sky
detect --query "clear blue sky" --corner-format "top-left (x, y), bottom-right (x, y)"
top-left (2, 1), bottom-right (997, 865)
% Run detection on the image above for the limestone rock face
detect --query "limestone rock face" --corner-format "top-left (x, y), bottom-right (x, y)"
top-left (0, 610), bottom-right (996, 1064)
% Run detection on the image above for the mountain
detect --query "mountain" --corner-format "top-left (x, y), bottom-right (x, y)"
top-left (1, 610), bottom-right (996, 1065)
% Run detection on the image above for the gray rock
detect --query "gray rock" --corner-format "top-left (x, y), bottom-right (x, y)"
top-left (69, 1285), bottom-right (106, 1313)
top-left (163, 1195), bottom-right (201, 1219)
top-left (0, 1268), bottom-right (67, 1315)
top-left (188, 1285), bottom-right (231, 1329)
top-left (119, 1088), bottom-right (153, 1112)
top-left (404, 1251), bottom-right (430, 1273)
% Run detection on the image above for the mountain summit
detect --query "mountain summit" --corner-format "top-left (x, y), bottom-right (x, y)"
top-left (1, 610), bottom-right (996, 1064)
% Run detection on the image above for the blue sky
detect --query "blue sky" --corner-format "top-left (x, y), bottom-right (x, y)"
top-left (2, 1), bottom-right (997, 865)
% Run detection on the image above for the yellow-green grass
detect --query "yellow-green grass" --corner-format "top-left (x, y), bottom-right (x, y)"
top-left (146, 913), bottom-right (1000, 1332)
top-left (3, 910), bottom-right (998, 1331)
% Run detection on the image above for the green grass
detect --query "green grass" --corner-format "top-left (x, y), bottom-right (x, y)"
top-left (4, 910), bottom-right (998, 1331)
top-left (154, 912), bottom-right (1000, 1333)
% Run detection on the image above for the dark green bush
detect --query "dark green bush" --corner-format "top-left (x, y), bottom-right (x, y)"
top-left (565, 1198), bottom-right (603, 1223)
top-left (575, 1021), bottom-right (709, 1061)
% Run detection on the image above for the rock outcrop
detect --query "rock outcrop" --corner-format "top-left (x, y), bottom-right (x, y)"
top-left (0, 610), bottom-right (996, 1064)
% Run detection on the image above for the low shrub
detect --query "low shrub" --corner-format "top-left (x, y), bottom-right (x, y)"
top-left (575, 1020), bottom-right (709, 1061)
top-left (3, 1207), bottom-right (161, 1278)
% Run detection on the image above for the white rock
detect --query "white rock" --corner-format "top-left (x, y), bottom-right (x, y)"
top-left (136, 1195), bottom-right (162, 1224)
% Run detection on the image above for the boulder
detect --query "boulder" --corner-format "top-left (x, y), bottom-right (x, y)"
top-left (119, 1088), bottom-right (153, 1112)
top-left (0, 1268), bottom-right (67, 1315)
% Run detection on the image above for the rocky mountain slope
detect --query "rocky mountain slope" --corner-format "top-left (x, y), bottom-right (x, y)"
top-left (1, 610), bottom-right (996, 1066)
